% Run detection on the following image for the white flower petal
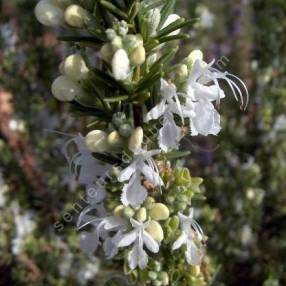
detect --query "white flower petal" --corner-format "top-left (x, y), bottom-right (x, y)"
top-left (80, 231), bottom-right (99, 255)
top-left (118, 161), bottom-right (137, 182)
top-left (172, 232), bottom-right (187, 250)
top-left (145, 101), bottom-right (167, 121)
top-left (128, 241), bottom-right (148, 270)
top-left (191, 101), bottom-right (221, 136)
top-left (117, 230), bottom-right (138, 247)
top-left (185, 240), bottom-right (202, 266)
top-left (143, 231), bottom-right (159, 253)
top-left (159, 115), bottom-right (181, 152)
top-left (121, 173), bottom-right (147, 207)
top-left (141, 164), bottom-right (163, 186)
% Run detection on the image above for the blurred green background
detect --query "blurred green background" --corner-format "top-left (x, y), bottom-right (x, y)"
top-left (0, 0), bottom-right (286, 285)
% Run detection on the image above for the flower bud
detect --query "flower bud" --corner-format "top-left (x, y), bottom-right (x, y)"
top-left (148, 271), bottom-right (158, 281)
top-left (100, 43), bottom-right (114, 63)
top-left (35, 0), bottom-right (64, 27)
top-left (119, 123), bottom-right (133, 137)
top-left (113, 205), bottom-right (124, 218)
top-left (106, 28), bottom-right (117, 41)
top-left (186, 50), bottom-right (204, 66)
top-left (128, 127), bottom-right (144, 151)
top-left (64, 54), bottom-right (89, 82)
top-left (112, 112), bottom-right (126, 128)
top-left (51, 75), bottom-right (82, 101)
top-left (123, 206), bottom-right (135, 218)
top-left (176, 64), bottom-right (188, 79)
top-left (111, 36), bottom-right (123, 51)
top-left (191, 266), bottom-right (201, 277)
top-left (158, 272), bottom-right (169, 286)
top-left (130, 45), bottom-right (146, 66)
top-left (107, 131), bottom-right (123, 148)
top-left (144, 196), bottom-right (155, 208)
top-left (149, 203), bottom-right (170, 221)
top-left (153, 281), bottom-right (163, 286)
top-left (146, 220), bottom-right (164, 243)
top-left (135, 207), bottom-right (147, 222)
top-left (64, 4), bottom-right (90, 28)
top-left (85, 130), bottom-right (108, 153)
top-left (112, 49), bottom-right (130, 81)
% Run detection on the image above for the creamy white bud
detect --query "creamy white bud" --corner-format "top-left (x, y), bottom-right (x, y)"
top-left (186, 49), bottom-right (204, 65)
top-left (64, 54), bottom-right (89, 81)
top-left (85, 130), bottom-right (108, 153)
top-left (35, 0), bottom-right (64, 27)
top-left (51, 75), bottom-right (82, 101)
top-left (162, 14), bottom-right (181, 35)
top-left (107, 131), bottom-right (123, 148)
top-left (130, 45), bottom-right (146, 66)
top-left (149, 203), bottom-right (170, 221)
top-left (112, 49), bottom-right (130, 81)
top-left (146, 220), bottom-right (164, 243)
top-left (100, 43), bottom-right (114, 63)
top-left (128, 127), bottom-right (143, 151)
top-left (64, 4), bottom-right (89, 28)
top-left (176, 64), bottom-right (189, 79)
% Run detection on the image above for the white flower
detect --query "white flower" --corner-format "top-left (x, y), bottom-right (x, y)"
top-left (159, 112), bottom-right (181, 152)
top-left (145, 79), bottom-right (183, 152)
top-left (112, 49), bottom-right (130, 81)
top-left (118, 149), bottom-right (163, 208)
top-left (185, 59), bottom-right (248, 136)
top-left (172, 208), bottom-right (205, 266)
top-left (78, 215), bottom-right (126, 256)
top-left (64, 134), bottom-right (111, 185)
top-left (117, 218), bottom-right (159, 270)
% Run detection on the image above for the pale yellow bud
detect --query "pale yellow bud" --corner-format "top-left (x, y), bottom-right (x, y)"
top-left (146, 220), bottom-right (164, 243)
top-left (191, 266), bottom-right (201, 277)
top-left (130, 45), bottom-right (146, 66)
top-left (186, 49), bottom-right (204, 65)
top-left (51, 75), bottom-right (82, 101)
top-left (35, 0), bottom-right (64, 27)
top-left (149, 203), bottom-right (170, 221)
top-left (135, 207), bottom-right (147, 222)
top-left (85, 130), bottom-right (108, 153)
top-left (128, 127), bottom-right (143, 151)
top-left (107, 131), bottom-right (123, 148)
top-left (113, 205), bottom-right (124, 218)
top-left (176, 64), bottom-right (188, 79)
top-left (100, 43), bottom-right (114, 63)
top-left (64, 54), bottom-right (89, 81)
top-left (64, 4), bottom-right (90, 28)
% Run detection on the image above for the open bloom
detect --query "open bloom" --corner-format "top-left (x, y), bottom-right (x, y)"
top-left (118, 148), bottom-right (163, 208)
top-left (78, 215), bottom-right (126, 257)
top-left (185, 59), bottom-right (249, 136)
top-left (172, 208), bottom-right (205, 265)
top-left (64, 134), bottom-right (111, 185)
top-left (117, 218), bottom-right (159, 270)
top-left (145, 79), bottom-right (184, 152)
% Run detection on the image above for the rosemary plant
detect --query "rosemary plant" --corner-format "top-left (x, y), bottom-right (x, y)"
top-left (35, 0), bottom-right (248, 285)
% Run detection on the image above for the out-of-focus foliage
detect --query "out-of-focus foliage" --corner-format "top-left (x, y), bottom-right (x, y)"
top-left (1, 0), bottom-right (286, 285)
top-left (177, 0), bottom-right (286, 285)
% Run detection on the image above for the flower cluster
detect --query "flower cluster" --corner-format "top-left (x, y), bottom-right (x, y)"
top-left (35, 0), bottom-right (248, 284)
